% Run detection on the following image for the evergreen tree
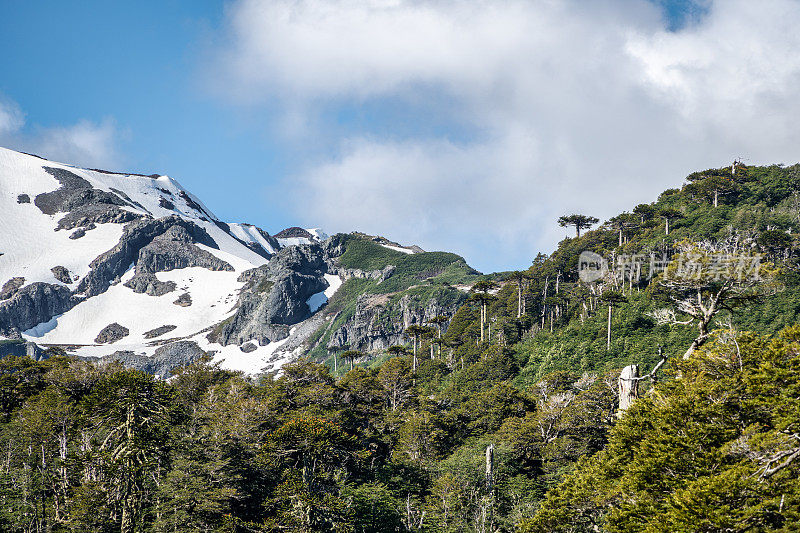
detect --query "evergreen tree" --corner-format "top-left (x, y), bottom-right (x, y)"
top-left (557, 214), bottom-right (599, 238)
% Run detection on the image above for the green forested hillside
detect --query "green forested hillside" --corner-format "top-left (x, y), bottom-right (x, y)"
top-left (2, 163), bottom-right (800, 531)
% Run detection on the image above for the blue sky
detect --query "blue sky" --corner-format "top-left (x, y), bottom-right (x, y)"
top-left (2, 1), bottom-right (800, 273)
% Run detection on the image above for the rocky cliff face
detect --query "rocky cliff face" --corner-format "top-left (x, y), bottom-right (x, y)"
top-left (0, 148), bottom-right (477, 376)
top-left (78, 216), bottom-right (221, 297)
top-left (327, 291), bottom-right (463, 353)
top-left (209, 242), bottom-right (331, 346)
top-left (0, 283), bottom-right (75, 337)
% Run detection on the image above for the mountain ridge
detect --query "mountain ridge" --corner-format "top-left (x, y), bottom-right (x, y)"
top-left (0, 147), bottom-right (476, 375)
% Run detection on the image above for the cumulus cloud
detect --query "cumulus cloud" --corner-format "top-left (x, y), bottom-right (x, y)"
top-left (209, 0), bottom-right (800, 271)
top-left (0, 97), bottom-right (24, 136)
top-left (0, 95), bottom-right (121, 170)
top-left (33, 118), bottom-right (121, 170)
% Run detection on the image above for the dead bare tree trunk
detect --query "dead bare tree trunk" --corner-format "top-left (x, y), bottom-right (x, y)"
top-left (617, 364), bottom-right (639, 416)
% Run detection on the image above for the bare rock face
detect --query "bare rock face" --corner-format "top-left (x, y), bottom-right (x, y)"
top-left (69, 227), bottom-right (88, 239)
top-left (0, 340), bottom-right (45, 360)
top-left (327, 289), bottom-right (463, 353)
top-left (124, 274), bottom-right (176, 296)
top-left (173, 293), bottom-right (192, 307)
top-left (35, 167), bottom-right (138, 230)
top-left (0, 283), bottom-right (75, 337)
top-left (209, 243), bottom-right (329, 347)
top-left (77, 216), bottom-right (221, 298)
top-left (121, 218), bottom-right (231, 298)
top-left (100, 341), bottom-right (206, 379)
top-left (0, 277), bottom-right (25, 300)
top-left (240, 342), bottom-right (257, 353)
top-left (16, 194), bottom-right (30, 204)
top-left (51, 266), bottom-right (72, 284)
top-left (144, 325), bottom-right (177, 339)
top-left (56, 204), bottom-right (138, 230)
top-left (274, 227), bottom-right (315, 239)
top-left (95, 323), bottom-right (129, 344)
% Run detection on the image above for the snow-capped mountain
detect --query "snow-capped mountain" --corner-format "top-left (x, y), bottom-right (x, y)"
top-left (0, 147), bottom-right (331, 375)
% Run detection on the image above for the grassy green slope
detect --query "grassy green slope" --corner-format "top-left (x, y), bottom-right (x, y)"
top-left (305, 234), bottom-right (481, 362)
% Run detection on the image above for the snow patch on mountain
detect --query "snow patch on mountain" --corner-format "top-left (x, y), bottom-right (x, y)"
top-left (380, 243), bottom-right (415, 255)
top-left (1, 146), bottom-right (338, 375)
top-left (306, 273), bottom-right (343, 313)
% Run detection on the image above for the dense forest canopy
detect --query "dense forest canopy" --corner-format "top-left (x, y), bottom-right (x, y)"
top-left (3, 162), bottom-right (800, 531)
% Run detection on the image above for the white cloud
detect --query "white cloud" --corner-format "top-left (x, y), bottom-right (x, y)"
top-left (33, 118), bottom-right (121, 170)
top-left (0, 95), bottom-right (121, 170)
top-left (0, 97), bottom-right (24, 135)
top-left (210, 0), bottom-right (800, 271)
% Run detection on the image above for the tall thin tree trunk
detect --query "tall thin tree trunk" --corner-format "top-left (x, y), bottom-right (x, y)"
top-left (617, 364), bottom-right (639, 416)
top-left (481, 303), bottom-right (486, 343)
top-left (607, 304), bottom-right (612, 350)
top-left (541, 276), bottom-right (549, 329)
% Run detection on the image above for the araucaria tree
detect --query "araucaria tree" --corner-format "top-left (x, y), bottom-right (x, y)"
top-left (404, 325), bottom-right (429, 371)
top-left (600, 290), bottom-right (627, 350)
top-left (507, 271), bottom-right (532, 318)
top-left (650, 241), bottom-right (781, 359)
top-left (658, 208), bottom-right (683, 235)
top-left (685, 174), bottom-right (738, 207)
top-left (605, 213), bottom-right (638, 247)
top-left (558, 214), bottom-right (599, 238)
top-left (470, 280), bottom-right (498, 343)
top-left (340, 350), bottom-right (362, 371)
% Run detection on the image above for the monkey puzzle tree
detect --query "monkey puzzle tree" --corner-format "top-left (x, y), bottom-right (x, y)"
top-left (427, 316), bottom-right (449, 356)
top-left (470, 280), bottom-right (498, 343)
top-left (632, 203), bottom-right (656, 224)
top-left (558, 214), bottom-right (599, 238)
top-left (387, 345), bottom-right (409, 358)
top-left (658, 208), bottom-right (683, 235)
top-left (405, 325), bottom-right (431, 371)
top-left (327, 345), bottom-right (349, 373)
top-left (685, 174), bottom-right (738, 207)
top-left (605, 213), bottom-right (638, 247)
top-left (506, 271), bottom-right (532, 318)
top-left (340, 350), bottom-right (362, 372)
top-left (89, 370), bottom-right (172, 533)
top-left (600, 290), bottom-right (627, 351)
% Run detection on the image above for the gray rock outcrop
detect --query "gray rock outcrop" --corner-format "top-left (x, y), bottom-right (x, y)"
top-left (56, 204), bottom-right (139, 230)
top-left (51, 266), bottom-right (72, 284)
top-left (173, 293), bottom-right (192, 306)
top-left (69, 227), bottom-right (88, 239)
top-left (209, 243), bottom-right (331, 346)
top-left (125, 274), bottom-right (176, 296)
top-left (100, 341), bottom-right (206, 379)
top-left (327, 289), bottom-right (463, 353)
top-left (34, 167), bottom-right (138, 230)
top-left (95, 323), bottom-right (129, 344)
top-left (16, 194), bottom-right (29, 204)
top-left (77, 216), bottom-right (221, 297)
top-left (0, 277), bottom-right (25, 300)
top-left (144, 325), bottom-right (177, 339)
top-left (0, 340), bottom-right (45, 360)
top-left (0, 283), bottom-right (75, 337)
